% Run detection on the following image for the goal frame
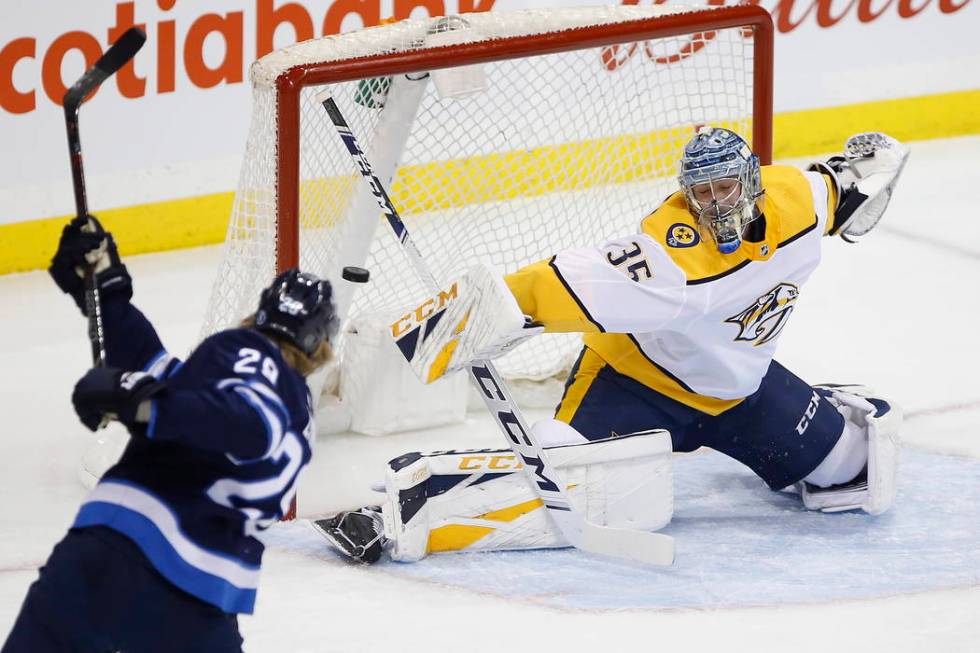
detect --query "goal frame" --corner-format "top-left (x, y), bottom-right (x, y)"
top-left (270, 4), bottom-right (774, 275)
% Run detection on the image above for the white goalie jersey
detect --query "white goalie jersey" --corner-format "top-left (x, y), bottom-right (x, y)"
top-left (505, 165), bottom-right (836, 413)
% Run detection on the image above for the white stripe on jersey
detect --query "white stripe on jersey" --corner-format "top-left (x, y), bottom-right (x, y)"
top-left (217, 378), bottom-right (287, 460)
top-left (86, 481), bottom-right (261, 589)
top-left (243, 380), bottom-right (288, 415)
top-left (207, 430), bottom-right (306, 517)
top-left (143, 350), bottom-right (176, 379)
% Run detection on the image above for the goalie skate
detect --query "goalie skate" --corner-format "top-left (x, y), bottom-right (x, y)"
top-left (312, 507), bottom-right (386, 564)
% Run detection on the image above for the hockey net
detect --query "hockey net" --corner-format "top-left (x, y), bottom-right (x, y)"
top-left (201, 4), bottom-right (773, 429)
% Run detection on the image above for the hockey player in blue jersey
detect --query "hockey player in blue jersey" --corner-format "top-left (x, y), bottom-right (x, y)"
top-left (2, 220), bottom-right (338, 652)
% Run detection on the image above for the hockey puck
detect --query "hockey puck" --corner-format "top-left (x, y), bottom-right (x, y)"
top-left (341, 266), bottom-right (370, 283)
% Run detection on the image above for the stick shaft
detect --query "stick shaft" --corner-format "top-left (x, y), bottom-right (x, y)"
top-left (61, 27), bottom-right (145, 369)
top-left (64, 109), bottom-right (88, 218)
top-left (320, 94), bottom-right (586, 536)
top-left (319, 91), bottom-right (674, 565)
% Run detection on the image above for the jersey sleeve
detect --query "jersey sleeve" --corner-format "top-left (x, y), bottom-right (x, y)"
top-left (146, 331), bottom-right (301, 463)
top-left (813, 171), bottom-right (842, 236)
top-left (505, 233), bottom-right (687, 334)
top-left (101, 295), bottom-right (179, 378)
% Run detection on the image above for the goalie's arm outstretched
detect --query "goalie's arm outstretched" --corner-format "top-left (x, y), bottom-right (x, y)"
top-left (396, 132), bottom-right (909, 386)
top-left (392, 234), bottom-right (688, 385)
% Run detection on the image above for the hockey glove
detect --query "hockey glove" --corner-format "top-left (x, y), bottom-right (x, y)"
top-left (809, 132), bottom-right (909, 241)
top-left (72, 367), bottom-right (165, 432)
top-left (391, 263), bottom-right (544, 384)
top-left (49, 215), bottom-right (132, 315)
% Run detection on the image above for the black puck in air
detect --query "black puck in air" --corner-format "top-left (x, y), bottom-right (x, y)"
top-left (341, 266), bottom-right (370, 283)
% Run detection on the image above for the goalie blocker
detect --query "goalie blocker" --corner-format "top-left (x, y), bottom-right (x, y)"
top-left (315, 420), bottom-right (673, 563)
top-left (389, 262), bottom-right (541, 384)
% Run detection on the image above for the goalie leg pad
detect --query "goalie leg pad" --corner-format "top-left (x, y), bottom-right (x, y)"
top-left (381, 419), bottom-right (673, 562)
top-left (800, 385), bottom-right (902, 515)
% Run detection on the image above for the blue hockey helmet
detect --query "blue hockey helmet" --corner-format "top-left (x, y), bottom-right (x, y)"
top-left (678, 127), bottom-right (764, 253)
top-left (255, 269), bottom-right (339, 356)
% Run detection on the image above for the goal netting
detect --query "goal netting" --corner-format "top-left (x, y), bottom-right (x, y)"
top-left (200, 4), bottom-right (772, 429)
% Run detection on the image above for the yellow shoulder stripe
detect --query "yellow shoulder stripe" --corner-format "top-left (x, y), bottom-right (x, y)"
top-left (505, 258), bottom-right (602, 334)
top-left (640, 194), bottom-right (766, 283)
top-left (761, 166), bottom-right (817, 240)
top-left (637, 166), bottom-right (820, 285)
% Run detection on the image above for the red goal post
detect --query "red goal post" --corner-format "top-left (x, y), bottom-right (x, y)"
top-left (203, 3), bottom-right (773, 417)
top-left (271, 5), bottom-right (773, 273)
top-left (206, 4), bottom-right (775, 362)
top-left (203, 3), bottom-right (773, 520)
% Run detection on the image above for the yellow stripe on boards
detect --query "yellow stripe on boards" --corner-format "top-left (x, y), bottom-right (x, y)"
top-left (3, 90), bottom-right (977, 276)
top-left (0, 192), bottom-right (233, 276)
top-left (773, 89), bottom-right (980, 158)
top-left (391, 125), bottom-right (711, 216)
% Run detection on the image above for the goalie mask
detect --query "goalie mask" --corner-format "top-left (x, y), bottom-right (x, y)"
top-left (678, 127), bottom-right (764, 254)
top-left (255, 269), bottom-right (339, 356)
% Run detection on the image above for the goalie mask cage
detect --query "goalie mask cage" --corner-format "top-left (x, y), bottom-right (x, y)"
top-left (202, 3), bottom-right (773, 405)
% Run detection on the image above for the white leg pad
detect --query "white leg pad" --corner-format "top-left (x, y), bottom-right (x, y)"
top-left (862, 396), bottom-right (902, 515)
top-left (801, 386), bottom-right (902, 515)
top-left (381, 420), bottom-right (673, 562)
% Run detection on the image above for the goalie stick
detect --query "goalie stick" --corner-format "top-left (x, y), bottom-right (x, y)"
top-left (318, 90), bottom-right (674, 566)
top-left (62, 26), bottom-right (146, 368)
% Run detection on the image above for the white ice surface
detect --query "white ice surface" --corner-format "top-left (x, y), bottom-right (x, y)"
top-left (1, 136), bottom-right (979, 651)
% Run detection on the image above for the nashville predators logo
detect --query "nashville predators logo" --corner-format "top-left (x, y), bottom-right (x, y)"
top-left (666, 223), bottom-right (700, 248)
top-left (725, 282), bottom-right (799, 346)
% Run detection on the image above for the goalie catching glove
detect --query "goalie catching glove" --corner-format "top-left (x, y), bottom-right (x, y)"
top-left (809, 132), bottom-right (910, 242)
top-left (390, 263), bottom-right (542, 384)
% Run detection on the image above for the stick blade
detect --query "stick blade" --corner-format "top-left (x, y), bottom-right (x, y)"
top-left (64, 27), bottom-right (146, 108)
top-left (97, 27), bottom-right (147, 76)
top-left (582, 523), bottom-right (675, 566)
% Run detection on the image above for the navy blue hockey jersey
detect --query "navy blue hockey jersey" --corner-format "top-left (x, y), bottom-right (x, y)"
top-left (71, 296), bottom-right (314, 614)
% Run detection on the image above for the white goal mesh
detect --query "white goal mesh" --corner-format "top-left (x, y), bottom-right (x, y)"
top-left (201, 4), bottom-right (770, 410)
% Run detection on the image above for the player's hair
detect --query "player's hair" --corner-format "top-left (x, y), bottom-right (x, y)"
top-left (240, 314), bottom-right (333, 377)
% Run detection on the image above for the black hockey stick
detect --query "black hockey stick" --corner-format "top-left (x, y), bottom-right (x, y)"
top-left (63, 26), bottom-right (146, 367)
top-left (319, 90), bottom-right (673, 566)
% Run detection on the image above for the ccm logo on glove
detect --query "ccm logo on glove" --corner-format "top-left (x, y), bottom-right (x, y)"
top-left (390, 282), bottom-right (459, 338)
